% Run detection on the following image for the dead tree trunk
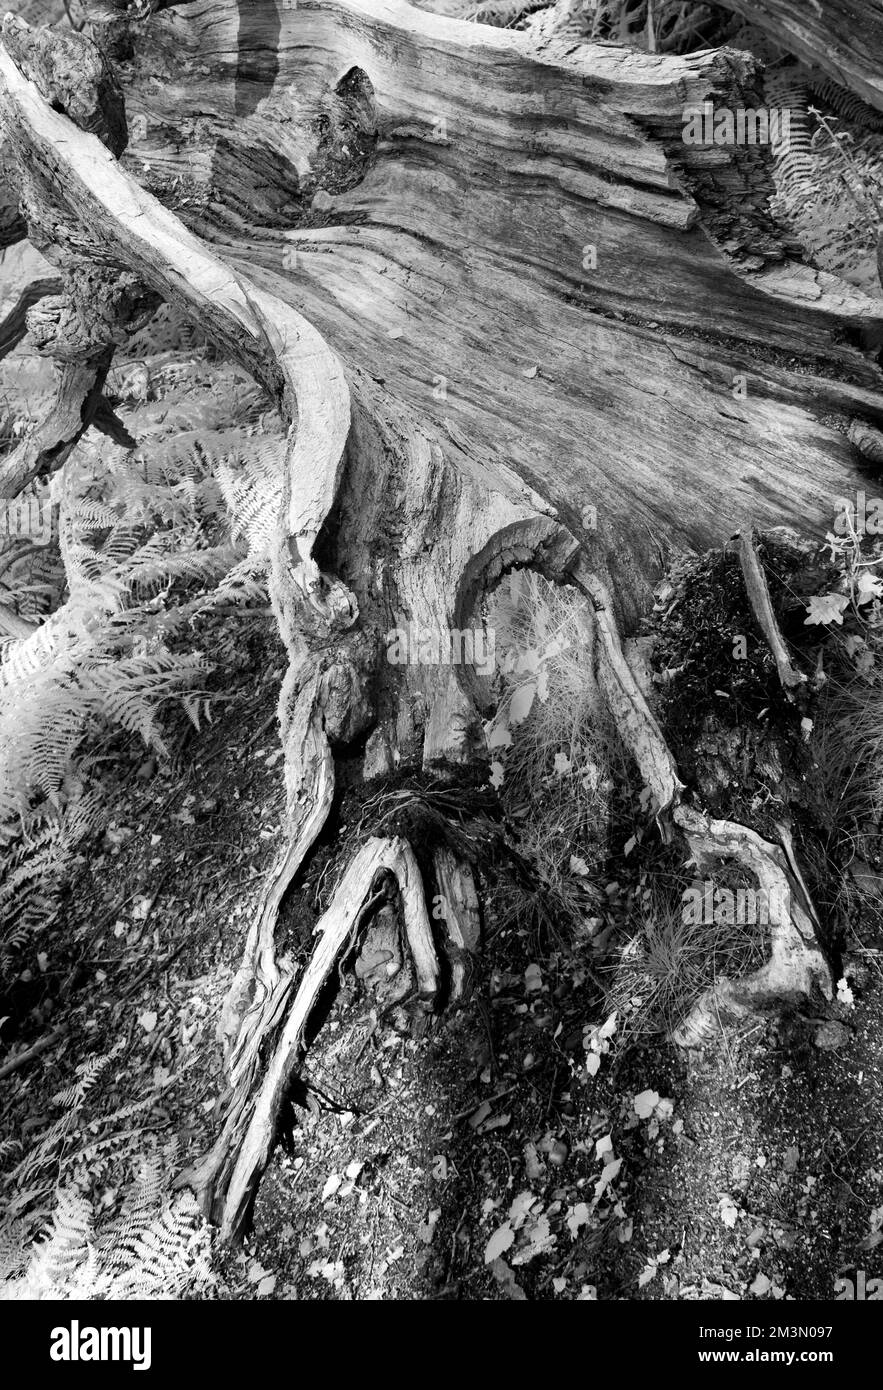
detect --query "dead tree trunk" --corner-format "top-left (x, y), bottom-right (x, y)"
top-left (0, 0), bottom-right (879, 1239)
top-left (713, 0), bottom-right (883, 113)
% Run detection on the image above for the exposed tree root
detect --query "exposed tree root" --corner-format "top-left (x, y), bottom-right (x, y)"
top-left (671, 807), bottom-right (832, 1047)
top-left (573, 562), bottom-right (685, 833)
top-left (432, 845), bottom-right (481, 1004)
top-left (0, 269), bottom-right (60, 360)
top-left (0, 9), bottom-right (859, 1244)
top-left (190, 835), bottom-right (440, 1241)
top-left (576, 547), bottom-right (833, 1048)
top-left (217, 671), bottom-right (336, 1065)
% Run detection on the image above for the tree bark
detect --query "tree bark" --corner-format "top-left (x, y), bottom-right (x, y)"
top-left (714, 0), bottom-right (883, 114)
top-left (0, 0), bottom-right (875, 1238)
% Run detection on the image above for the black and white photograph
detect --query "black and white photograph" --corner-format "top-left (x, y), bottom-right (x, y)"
top-left (0, 0), bottom-right (882, 1352)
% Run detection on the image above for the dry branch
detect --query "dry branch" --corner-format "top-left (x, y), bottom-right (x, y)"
top-left (0, 1024), bottom-right (67, 1080)
top-left (738, 526), bottom-right (807, 694)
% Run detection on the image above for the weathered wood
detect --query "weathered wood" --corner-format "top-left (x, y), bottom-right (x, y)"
top-left (672, 806), bottom-right (831, 1047)
top-left (573, 561), bottom-right (684, 826)
top-left (0, 1023), bottom-right (67, 1080)
top-left (573, 550), bottom-right (830, 1043)
top-left (1, 353), bottom-right (112, 493)
top-left (0, 4), bottom-right (873, 1239)
top-left (219, 838), bottom-right (398, 1240)
top-left (218, 671), bottom-right (335, 1065)
top-left (199, 835), bottom-right (439, 1241)
top-left (0, 272), bottom-right (157, 493)
top-left (0, 175), bottom-right (26, 251)
top-left (849, 418), bottom-right (883, 467)
top-left (91, 0), bottom-right (883, 630)
top-left (432, 844), bottom-right (480, 1003)
top-left (394, 838), bottom-right (439, 1007)
top-left (738, 526), bottom-right (807, 694)
top-left (0, 270), bottom-right (60, 360)
top-left (715, 0), bottom-right (883, 114)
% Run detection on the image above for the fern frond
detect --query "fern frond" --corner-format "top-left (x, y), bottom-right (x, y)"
top-left (1, 1157), bottom-right (215, 1300)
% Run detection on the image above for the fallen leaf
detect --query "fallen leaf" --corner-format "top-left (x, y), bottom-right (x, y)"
top-left (633, 1089), bottom-right (660, 1119)
top-left (469, 1100), bottom-right (492, 1129)
top-left (813, 1020), bottom-right (850, 1050)
top-left (418, 1209), bottom-right (441, 1244)
top-left (476, 1111), bottom-right (511, 1134)
top-left (484, 1222), bottom-right (515, 1263)
top-left (511, 1213), bottom-right (556, 1265)
top-left (804, 593), bottom-right (849, 627)
top-left (509, 681), bottom-right (537, 725)
top-left (718, 1195), bottom-right (741, 1230)
top-left (489, 1258), bottom-right (527, 1299)
top-left (321, 1173), bottom-right (342, 1201)
top-left (593, 1157), bottom-right (622, 1204)
top-left (524, 962), bottom-right (543, 994)
top-left (567, 1202), bottom-right (590, 1238)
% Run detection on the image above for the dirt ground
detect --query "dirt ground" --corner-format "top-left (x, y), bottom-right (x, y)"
top-left (2, 634), bottom-right (881, 1301)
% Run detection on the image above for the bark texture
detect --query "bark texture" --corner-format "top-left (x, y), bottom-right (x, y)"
top-left (0, 0), bottom-right (875, 1239)
top-left (715, 0), bottom-right (883, 114)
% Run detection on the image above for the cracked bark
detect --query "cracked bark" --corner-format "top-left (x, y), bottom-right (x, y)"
top-left (0, 1), bottom-right (873, 1238)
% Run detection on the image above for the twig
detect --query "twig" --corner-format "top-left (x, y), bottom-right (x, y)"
top-left (452, 1082), bottom-right (518, 1124)
top-left (738, 527), bottom-right (807, 694)
top-left (712, 992), bottom-right (734, 1073)
top-left (244, 710), bottom-right (277, 751)
top-left (0, 1024), bottom-right (68, 1080)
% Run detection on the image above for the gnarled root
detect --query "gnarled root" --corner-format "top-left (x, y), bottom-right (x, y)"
top-left (432, 845), bottom-right (481, 1004)
top-left (191, 835), bottom-right (441, 1242)
top-left (574, 552), bottom-right (833, 1045)
top-left (217, 669), bottom-right (336, 1066)
top-left (573, 562), bottom-right (685, 831)
top-left (671, 807), bottom-right (832, 1047)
